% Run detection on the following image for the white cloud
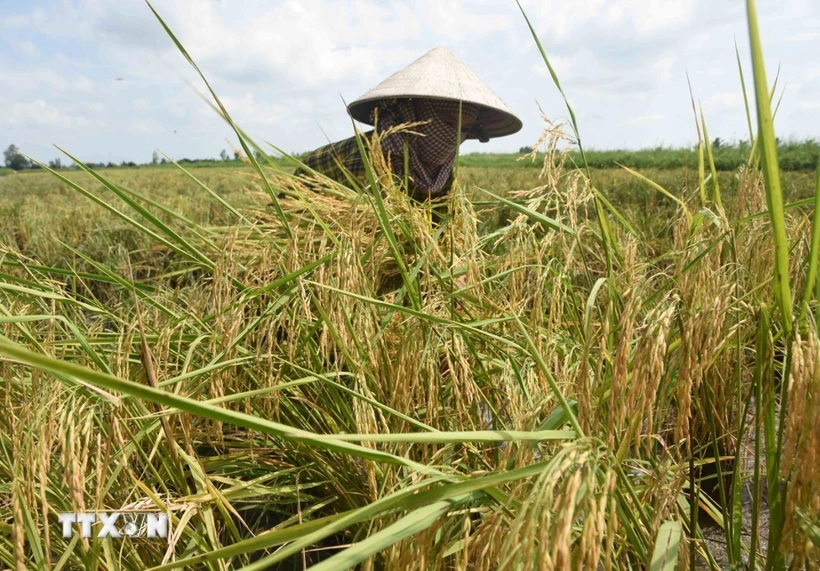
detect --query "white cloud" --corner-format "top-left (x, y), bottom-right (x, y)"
top-left (1, 0), bottom-right (819, 163)
top-left (1, 15), bottom-right (27, 28)
top-left (125, 118), bottom-right (168, 136)
top-left (652, 57), bottom-right (677, 82)
top-left (0, 66), bottom-right (100, 96)
top-left (628, 114), bottom-right (667, 124)
top-left (522, 0), bottom-right (695, 40)
top-left (15, 40), bottom-right (38, 56)
top-left (0, 99), bottom-right (94, 130)
top-left (71, 76), bottom-right (95, 94)
top-left (704, 92), bottom-right (744, 109)
top-left (635, 1), bottom-right (694, 33)
top-left (24, 0), bottom-right (513, 90)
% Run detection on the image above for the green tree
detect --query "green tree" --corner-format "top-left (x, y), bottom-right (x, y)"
top-left (3, 145), bottom-right (30, 170)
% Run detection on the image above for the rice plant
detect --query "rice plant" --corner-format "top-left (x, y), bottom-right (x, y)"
top-left (1, 1), bottom-right (819, 569)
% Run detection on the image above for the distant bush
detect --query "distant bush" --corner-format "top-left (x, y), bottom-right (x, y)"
top-left (460, 139), bottom-right (820, 171)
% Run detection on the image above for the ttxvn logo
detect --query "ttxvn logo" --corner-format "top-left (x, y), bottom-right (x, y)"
top-left (57, 512), bottom-right (169, 539)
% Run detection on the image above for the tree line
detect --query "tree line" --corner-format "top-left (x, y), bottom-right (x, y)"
top-left (3, 145), bottom-right (258, 172)
top-left (7, 139), bottom-right (820, 173)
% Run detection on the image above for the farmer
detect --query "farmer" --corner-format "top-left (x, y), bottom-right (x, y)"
top-left (294, 47), bottom-right (522, 201)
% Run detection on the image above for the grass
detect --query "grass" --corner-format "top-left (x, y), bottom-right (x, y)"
top-left (1, 1), bottom-right (819, 569)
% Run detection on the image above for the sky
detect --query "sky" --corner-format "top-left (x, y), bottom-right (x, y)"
top-left (2, 0), bottom-right (820, 165)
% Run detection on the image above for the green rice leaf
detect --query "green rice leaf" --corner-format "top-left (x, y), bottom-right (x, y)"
top-left (650, 521), bottom-right (681, 571)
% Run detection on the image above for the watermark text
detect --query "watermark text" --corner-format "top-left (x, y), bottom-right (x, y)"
top-left (57, 512), bottom-right (168, 539)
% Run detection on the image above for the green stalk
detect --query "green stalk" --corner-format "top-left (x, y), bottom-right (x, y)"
top-left (729, 233), bottom-right (744, 562)
top-left (686, 74), bottom-right (706, 207)
top-left (799, 163), bottom-right (820, 325)
top-left (745, 69), bottom-right (782, 172)
top-left (765, 337), bottom-right (791, 571)
top-left (746, 0), bottom-right (794, 336)
top-left (749, 307), bottom-right (769, 568)
top-left (324, 429), bottom-right (574, 443)
top-left (700, 379), bottom-right (735, 564)
top-left (735, 40), bottom-right (756, 145)
top-left (700, 107), bottom-right (722, 210)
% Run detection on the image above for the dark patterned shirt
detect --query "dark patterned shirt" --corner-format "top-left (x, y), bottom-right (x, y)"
top-left (294, 99), bottom-right (477, 200)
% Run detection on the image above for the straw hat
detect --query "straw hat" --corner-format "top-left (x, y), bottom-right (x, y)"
top-left (347, 47), bottom-right (522, 141)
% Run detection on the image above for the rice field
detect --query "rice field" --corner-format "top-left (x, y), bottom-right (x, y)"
top-left (1, 2), bottom-right (820, 570)
top-left (1, 165), bottom-right (816, 271)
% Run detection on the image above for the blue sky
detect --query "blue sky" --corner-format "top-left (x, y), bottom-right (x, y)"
top-left (2, 0), bottom-right (819, 165)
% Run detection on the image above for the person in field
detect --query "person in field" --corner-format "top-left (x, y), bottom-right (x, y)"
top-left (295, 47), bottom-right (522, 201)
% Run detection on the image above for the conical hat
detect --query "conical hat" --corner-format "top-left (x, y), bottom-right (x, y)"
top-left (347, 47), bottom-right (522, 140)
